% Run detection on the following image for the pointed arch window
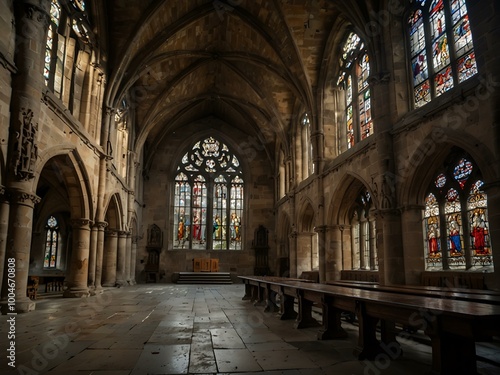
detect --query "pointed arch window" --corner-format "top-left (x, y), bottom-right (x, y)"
top-left (44, 216), bottom-right (59, 269)
top-left (423, 154), bottom-right (493, 270)
top-left (337, 32), bottom-right (374, 151)
top-left (350, 190), bottom-right (377, 270)
top-left (300, 113), bottom-right (314, 179)
top-left (44, 0), bottom-right (92, 102)
top-left (408, 0), bottom-right (478, 108)
top-left (173, 137), bottom-right (244, 250)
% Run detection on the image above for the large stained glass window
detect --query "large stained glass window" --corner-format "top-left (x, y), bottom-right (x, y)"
top-left (337, 32), bottom-right (374, 151)
top-left (44, 216), bottom-right (59, 269)
top-left (44, 0), bottom-right (92, 98)
top-left (408, 0), bottom-right (477, 108)
top-left (423, 153), bottom-right (493, 270)
top-left (173, 137), bottom-right (244, 250)
top-left (350, 190), bottom-right (377, 270)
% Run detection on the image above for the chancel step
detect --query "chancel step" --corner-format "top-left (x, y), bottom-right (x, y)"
top-left (176, 272), bottom-right (233, 284)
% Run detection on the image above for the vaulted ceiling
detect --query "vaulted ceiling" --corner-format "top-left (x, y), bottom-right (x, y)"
top-left (101, 0), bottom-right (372, 164)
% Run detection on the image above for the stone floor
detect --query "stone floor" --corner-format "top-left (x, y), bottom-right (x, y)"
top-left (1, 283), bottom-right (499, 374)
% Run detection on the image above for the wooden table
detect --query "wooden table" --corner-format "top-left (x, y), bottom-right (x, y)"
top-left (239, 275), bottom-right (500, 374)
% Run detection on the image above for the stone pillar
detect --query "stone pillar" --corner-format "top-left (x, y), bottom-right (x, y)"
top-left (401, 205), bottom-right (426, 285)
top-left (63, 219), bottom-right (92, 298)
top-left (130, 235), bottom-right (138, 285)
top-left (94, 221), bottom-right (107, 291)
top-left (0, 187), bottom-right (9, 294)
top-left (125, 232), bottom-right (132, 284)
top-left (376, 209), bottom-right (405, 285)
top-left (0, 191), bottom-right (39, 312)
top-left (88, 223), bottom-right (98, 293)
top-left (0, 0), bottom-right (50, 312)
top-left (315, 225), bottom-right (327, 283)
top-left (326, 225), bottom-right (343, 282)
top-left (288, 230), bottom-right (298, 278)
top-left (102, 229), bottom-right (118, 287)
top-left (484, 182), bottom-right (500, 290)
top-left (115, 231), bottom-right (127, 286)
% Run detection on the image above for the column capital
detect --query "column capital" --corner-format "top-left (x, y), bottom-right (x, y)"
top-left (105, 229), bottom-right (119, 237)
top-left (118, 230), bottom-right (130, 237)
top-left (0, 185), bottom-right (5, 196)
top-left (9, 189), bottom-right (40, 207)
top-left (314, 225), bottom-right (328, 233)
top-left (70, 218), bottom-right (93, 229)
top-left (94, 221), bottom-right (108, 229)
top-left (16, 0), bottom-right (51, 27)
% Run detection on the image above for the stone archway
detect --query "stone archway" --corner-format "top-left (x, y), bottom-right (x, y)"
top-left (101, 194), bottom-right (124, 287)
top-left (296, 200), bottom-right (317, 277)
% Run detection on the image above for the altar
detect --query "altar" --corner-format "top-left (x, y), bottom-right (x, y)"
top-left (193, 258), bottom-right (219, 272)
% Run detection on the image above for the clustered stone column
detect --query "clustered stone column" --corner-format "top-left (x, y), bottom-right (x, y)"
top-left (0, 0), bottom-right (51, 312)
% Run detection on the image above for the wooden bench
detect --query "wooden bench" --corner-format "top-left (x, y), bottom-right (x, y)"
top-left (327, 280), bottom-right (500, 305)
top-left (239, 275), bottom-right (500, 374)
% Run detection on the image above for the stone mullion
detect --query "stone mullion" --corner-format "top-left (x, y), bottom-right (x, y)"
top-left (63, 219), bottom-right (92, 298)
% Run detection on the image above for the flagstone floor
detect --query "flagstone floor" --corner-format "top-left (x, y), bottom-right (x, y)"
top-left (1, 283), bottom-right (499, 374)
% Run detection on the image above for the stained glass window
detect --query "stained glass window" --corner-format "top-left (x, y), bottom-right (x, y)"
top-left (44, 0), bottom-right (93, 97)
top-left (350, 190), bottom-right (377, 270)
top-left (338, 32), bottom-right (374, 151)
top-left (44, 216), bottom-right (59, 269)
top-left (423, 152), bottom-right (493, 270)
top-left (301, 113), bottom-right (314, 176)
top-left (173, 137), bottom-right (244, 250)
top-left (407, 0), bottom-right (477, 107)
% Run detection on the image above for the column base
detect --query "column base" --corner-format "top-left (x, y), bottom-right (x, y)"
top-left (115, 279), bottom-right (127, 287)
top-left (0, 298), bottom-right (36, 314)
top-left (102, 282), bottom-right (116, 287)
top-left (129, 279), bottom-right (137, 285)
top-left (63, 287), bottom-right (90, 298)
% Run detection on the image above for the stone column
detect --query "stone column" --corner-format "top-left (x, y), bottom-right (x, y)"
top-left (125, 232), bottom-right (132, 284)
top-left (130, 235), bottom-right (138, 285)
top-left (0, 0), bottom-right (50, 312)
top-left (401, 205), bottom-right (426, 285)
top-left (94, 221), bottom-right (107, 291)
top-left (87, 223), bottom-right (98, 293)
top-left (115, 231), bottom-right (127, 286)
top-left (63, 219), bottom-right (92, 298)
top-left (315, 225), bottom-right (327, 283)
top-left (326, 225), bottom-right (343, 282)
top-left (1, 191), bottom-right (39, 312)
top-left (288, 230), bottom-right (298, 278)
top-left (102, 229), bottom-right (118, 287)
top-left (484, 182), bottom-right (500, 290)
top-left (0, 187), bottom-right (9, 294)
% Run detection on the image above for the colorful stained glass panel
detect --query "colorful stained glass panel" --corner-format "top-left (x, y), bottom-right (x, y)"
top-left (457, 51), bottom-right (477, 83)
top-left (434, 66), bottom-right (454, 96)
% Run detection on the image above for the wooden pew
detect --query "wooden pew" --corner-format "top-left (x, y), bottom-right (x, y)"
top-left (327, 280), bottom-right (500, 305)
top-left (239, 275), bottom-right (500, 374)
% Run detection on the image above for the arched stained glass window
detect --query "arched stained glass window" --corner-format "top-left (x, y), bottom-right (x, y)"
top-left (173, 137), bottom-right (244, 250)
top-left (408, 0), bottom-right (477, 108)
top-left (44, 0), bottom-right (92, 97)
top-left (350, 190), bottom-right (377, 270)
top-left (44, 216), bottom-right (59, 269)
top-left (301, 113), bottom-right (314, 178)
top-left (337, 32), bottom-right (374, 151)
top-left (423, 153), bottom-right (493, 270)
